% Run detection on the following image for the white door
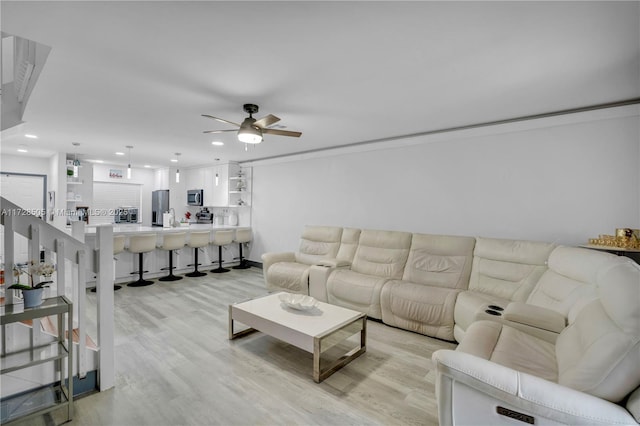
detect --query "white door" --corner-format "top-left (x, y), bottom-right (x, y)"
top-left (1, 173), bottom-right (46, 263)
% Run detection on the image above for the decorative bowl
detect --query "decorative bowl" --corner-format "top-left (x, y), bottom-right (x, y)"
top-left (278, 293), bottom-right (319, 311)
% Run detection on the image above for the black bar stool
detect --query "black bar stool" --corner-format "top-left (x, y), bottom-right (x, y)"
top-left (232, 228), bottom-right (252, 270)
top-left (185, 231), bottom-right (211, 277)
top-left (158, 232), bottom-right (186, 282)
top-left (211, 230), bottom-right (234, 273)
top-left (92, 234), bottom-right (126, 292)
top-left (127, 233), bottom-right (157, 287)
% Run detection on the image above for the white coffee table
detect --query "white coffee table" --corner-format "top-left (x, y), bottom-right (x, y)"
top-left (229, 292), bottom-right (366, 382)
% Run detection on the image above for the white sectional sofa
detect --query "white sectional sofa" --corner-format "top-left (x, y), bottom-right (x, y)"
top-left (262, 225), bottom-right (640, 425)
top-left (261, 226), bottom-right (344, 294)
top-left (433, 254), bottom-right (640, 425)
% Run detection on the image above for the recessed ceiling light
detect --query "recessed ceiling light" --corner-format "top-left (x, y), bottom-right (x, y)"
top-left (144, 165), bottom-right (151, 168)
top-left (25, 134), bottom-right (38, 139)
top-left (170, 158), bottom-right (178, 163)
top-left (115, 152), bottom-right (125, 156)
top-left (94, 160), bottom-right (104, 163)
top-left (17, 147), bottom-right (28, 153)
top-left (211, 141), bottom-right (224, 146)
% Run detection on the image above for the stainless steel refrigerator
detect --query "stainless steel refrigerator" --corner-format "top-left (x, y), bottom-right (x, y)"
top-left (151, 190), bottom-right (169, 226)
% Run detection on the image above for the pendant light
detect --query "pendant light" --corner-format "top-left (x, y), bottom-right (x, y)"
top-left (174, 153), bottom-right (181, 182)
top-left (214, 158), bottom-right (220, 186)
top-left (72, 142), bottom-right (81, 178)
top-left (126, 145), bottom-right (133, 179)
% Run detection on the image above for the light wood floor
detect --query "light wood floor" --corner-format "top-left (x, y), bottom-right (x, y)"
top-left (22, 267), bottom-right (456, 426)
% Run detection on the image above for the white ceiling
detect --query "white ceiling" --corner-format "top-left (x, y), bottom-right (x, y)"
top-left (1, 1), bottom-right (639, 169)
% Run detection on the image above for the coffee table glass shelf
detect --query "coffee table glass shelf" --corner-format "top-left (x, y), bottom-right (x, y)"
top-left (229, 292), bottom-right (366, 382)
top-left (0, 296), bottom-right (73, 425)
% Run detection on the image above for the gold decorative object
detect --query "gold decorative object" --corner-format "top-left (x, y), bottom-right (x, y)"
top-left (588, 228), bottom-right (640, 249)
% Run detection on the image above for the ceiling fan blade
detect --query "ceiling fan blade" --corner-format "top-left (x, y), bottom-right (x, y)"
top-left (203, 129), bottom-right (238, 134)
top-left (201, 114), bottom-right (241, 127)
top-left (262, 128), bottom-right (302, 138)
top-left (254, 114), bottom-right (280, 129)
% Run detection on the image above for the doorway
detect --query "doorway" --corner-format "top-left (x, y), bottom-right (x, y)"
top-left (1, 172), bottom-right (47, 263)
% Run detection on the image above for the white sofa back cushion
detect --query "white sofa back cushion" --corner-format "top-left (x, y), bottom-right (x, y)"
top-left (351, 229), bottom-right (412, 279)
top-left (526, 246), bottom-right (611, 315)
top-left (468, 237), bottom-right (555, 302)
top-left (336, 228), bottom-right (361, 263)
top-left (555, 258), bottom-right (640, 402)
top-left (294, 226), bottom-right (343, 265)
top-left (402, 233), bottom-right (476, 289)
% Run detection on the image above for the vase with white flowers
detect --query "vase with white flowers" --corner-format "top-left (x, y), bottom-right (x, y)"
top-left (8, 261), bottom-right (56, 308)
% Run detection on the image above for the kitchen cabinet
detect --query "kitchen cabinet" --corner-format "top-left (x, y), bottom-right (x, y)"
top-left (184, 167), bottom-right (205, 192)
top-left (1, 296), bottom-right (73, 425)
top-left (210, 163), bottom-right (229, 207)
top-left (203, 167), bottom-right (215, 206)
top-left (153, 168), bottom-right (169, 190)
top-left (184, 163), bottom-right (251, 208)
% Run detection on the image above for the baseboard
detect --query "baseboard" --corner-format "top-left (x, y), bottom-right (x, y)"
top-left (246, 260), bottom-right (262, 269)
top-left (73, 370), bottom-right (98, 397)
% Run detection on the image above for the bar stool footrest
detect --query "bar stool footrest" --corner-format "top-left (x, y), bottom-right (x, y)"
top-left (128, 279), bottom-right (154, 287)
top-left (159, 275), bottom-right (183, 282)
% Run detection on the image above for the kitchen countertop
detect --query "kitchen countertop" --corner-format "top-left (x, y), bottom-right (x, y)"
top-left (83, 223), bottom-right (249, 236)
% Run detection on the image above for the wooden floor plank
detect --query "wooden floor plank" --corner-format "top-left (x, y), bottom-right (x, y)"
top-left (10, 267), bottom-right (455, 426)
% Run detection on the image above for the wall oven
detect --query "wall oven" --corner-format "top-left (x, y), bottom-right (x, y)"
top-left (187, 189), bottom-right (203, 206)
top-left (114, 207), bottom-right (138, 223)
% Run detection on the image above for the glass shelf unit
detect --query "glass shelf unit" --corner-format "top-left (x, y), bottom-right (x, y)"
top-left (0, 296), bottom-right (73, 425)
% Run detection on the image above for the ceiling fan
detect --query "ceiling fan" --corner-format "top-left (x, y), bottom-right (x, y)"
top-left (202, 103), bottom-right (302, 144)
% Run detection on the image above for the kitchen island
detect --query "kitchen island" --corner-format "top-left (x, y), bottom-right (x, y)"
top-left (82, 223), bottom-right (252, 284)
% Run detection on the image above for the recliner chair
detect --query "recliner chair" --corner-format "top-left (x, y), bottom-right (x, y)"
top-left (262, 226), bottom-right (343, 294)
top-left (432, 255), bottom-right (640, 425)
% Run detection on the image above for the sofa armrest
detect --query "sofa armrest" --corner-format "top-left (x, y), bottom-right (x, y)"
top-left (503, 302), bottom-right (566, 333)
top-left (432, 349), bottom-right (637, 426)
top-left (308, 265), bottom-right (331, 302)
top-left (261, 252), bottom-right (296, 272)
top-left (261, 252), bottom-right (296, 290)
top-left (308, 261), bottom-right (351, 302)
top-left (316, 259), bottom-right (352, 268)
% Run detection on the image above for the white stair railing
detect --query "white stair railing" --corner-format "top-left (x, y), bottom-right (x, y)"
top-left (1, 196), bottom-right (115, 391)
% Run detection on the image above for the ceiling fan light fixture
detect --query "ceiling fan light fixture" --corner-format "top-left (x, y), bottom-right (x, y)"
top-left (238, 126), bottom-right (262, 144)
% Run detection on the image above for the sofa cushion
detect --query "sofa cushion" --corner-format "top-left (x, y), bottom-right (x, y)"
top-left (294, 226), bottom-right (343, 265)
top-left (468, 237), bottom-right (555, 302)
top-left (555, 259), bottom-right (640, 402)
top-left (351, 230), bottom-right (412, 279)
top-left (401, 233), bottom-right (475, 289)
top-left (380, 281), bottom-right (459, 341)
top-left (457, 320), bottom-right (558, 382)
top-left (525, 246), bottom-right (608, 315)
top-left (336, 228), bottom-right (361, 263)
top-left (626, 386), bottom-right (640, 423)
top-left (326, 269), bottom-right (388, 319)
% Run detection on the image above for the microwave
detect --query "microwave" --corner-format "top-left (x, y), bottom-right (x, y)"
top-left (187, 189), bottom-right (203, 206)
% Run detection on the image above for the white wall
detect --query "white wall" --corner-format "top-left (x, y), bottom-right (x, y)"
top-left (1, 154), bottom-right (50, 175)
top-left (92, 163), bottom-right (155, 225)
top-left (247, 109), bottom-right (640, 261)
